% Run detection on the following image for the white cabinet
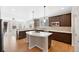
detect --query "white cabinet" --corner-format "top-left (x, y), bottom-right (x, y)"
top-left (3, 20), bottom-right (16, 52)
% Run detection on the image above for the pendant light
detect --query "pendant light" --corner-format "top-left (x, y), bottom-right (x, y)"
top-left (44, 6), bottom-right (46, 23)
top-left (32, 8), bottom-right (36, 29)
top-left (32, 9), bottom-right (34, 20)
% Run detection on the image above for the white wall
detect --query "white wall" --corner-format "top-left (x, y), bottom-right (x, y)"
top-left (1, 6), bottom-right (72, 21)
top-left (1, 6), bottom-right (43, 21)
top-left (72, 7), bottom-right (79, 52)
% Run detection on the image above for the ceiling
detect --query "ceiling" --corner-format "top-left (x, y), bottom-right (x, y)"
top-left (1, 6), bottom-right (72, 22)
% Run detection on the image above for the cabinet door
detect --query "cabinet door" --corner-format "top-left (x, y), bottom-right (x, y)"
top-left (59, 15), bottom-right (65, 26)
top-left (59, 14), bottom-right (71, 27)
top-left (52, 32), bottom-right (72, 44)
top-left (65, 13), bottom-right (71, 26)
top-left (49, 13), bottom-right (71, 27)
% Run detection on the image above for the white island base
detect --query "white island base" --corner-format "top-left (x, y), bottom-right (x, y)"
top-left (26, 31), bottom-right (52, 52)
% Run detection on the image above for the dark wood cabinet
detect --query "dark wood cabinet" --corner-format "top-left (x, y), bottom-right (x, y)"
top-left (17, 31), bottom-right (26, 39)
top-left (60, 13), bottom-right (71, 26)
top-left (48, 34), bottom-right (52, 48)
top-left (49, 32), bottom-right (72, 45)
top-left (49, 13), bottom-right (71, 27)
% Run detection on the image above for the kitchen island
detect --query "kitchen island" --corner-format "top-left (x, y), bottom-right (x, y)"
top-left (26, 31), bottom-right (52, 52)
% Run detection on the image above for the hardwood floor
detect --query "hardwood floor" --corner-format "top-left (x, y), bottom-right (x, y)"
top-left (49, 40), bottom-right (74, 52)
top-left (15, 38), bottom-right (74, 52)
top-left (16, 39), bottom-right (42, 52)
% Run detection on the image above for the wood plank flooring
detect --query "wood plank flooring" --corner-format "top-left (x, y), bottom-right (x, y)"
top-left (15, 38), bottom-right (74, 52)
top-left (16, 39), bottom-right (42, 52)
top-left (49, 40), bottom-right (74, 52)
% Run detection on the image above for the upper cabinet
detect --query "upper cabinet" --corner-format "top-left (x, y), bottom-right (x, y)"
top-left (34, 19), bottom-right (40, 28)
top-left (49, 13), bottom-right (71, 27)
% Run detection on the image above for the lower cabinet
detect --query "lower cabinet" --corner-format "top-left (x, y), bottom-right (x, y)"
top-left (50, 32), bottom-right (72, 45)
top-left (17, 31), bottom-right (26, 39)
top-left (16, 30), bottom-right (45, 39)
top-left (48, 34), bottom-right (53, 48)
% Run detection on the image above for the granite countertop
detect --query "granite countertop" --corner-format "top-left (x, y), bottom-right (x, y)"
top-left (37, 26), bottom-right (71, 33)
top-left (17, 28), bottom-right (35, 31)
top-left (17, 26), bottom-right (71, 33)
